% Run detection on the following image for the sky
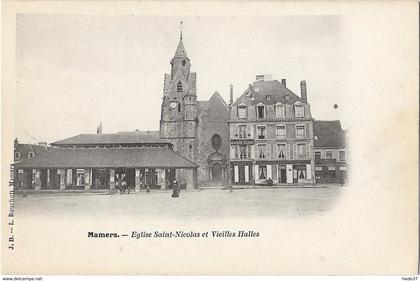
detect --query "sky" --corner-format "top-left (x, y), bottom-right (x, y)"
top-left (15, 14), bottom-right (346, 144)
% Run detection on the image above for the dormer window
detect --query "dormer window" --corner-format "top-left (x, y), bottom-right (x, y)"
top-left (237, 105), bottom-right (247, 119)
top-left (275, 104), bottom-right (285, 118)
top-left (177, 81), bottom-right (183, 92)
top-left (28, 152), bottom-right (35, 158)
top-left (266, 95), bottom-right (271, 101)
top-left (15, 152), bottom-right (20, 159)
top-left (294, 105), bottom-right (304, 118)
top-left (257, 105), bottom-right (265, 119)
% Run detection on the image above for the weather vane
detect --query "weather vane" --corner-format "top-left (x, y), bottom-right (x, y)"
top-left (179, 20), bottom-right (184, 39)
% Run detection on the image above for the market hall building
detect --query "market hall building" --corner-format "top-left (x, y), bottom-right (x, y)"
top-left (13, 132), bottom-right (198, 191)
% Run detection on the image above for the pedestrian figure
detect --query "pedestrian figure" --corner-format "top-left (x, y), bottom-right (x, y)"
top-left (146, 185), bottom-right (151, 194)
top-left (171, 180), bottom-right (180, 198)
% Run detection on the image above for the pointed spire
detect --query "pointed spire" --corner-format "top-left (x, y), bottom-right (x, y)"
top-left (173, 21), bottom-right (188, 60)
top-left (174, 39), bottom-right (188, 59)
top-left (180, 20), bottom-right (183, 40)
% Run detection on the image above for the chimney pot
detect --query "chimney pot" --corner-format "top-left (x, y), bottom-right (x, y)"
top-left (300, 80), bottom-right (307, 102)
top-left (229, 84), bottom-right (234, 106)
top-left (281, 79), bottom-right (286, 87)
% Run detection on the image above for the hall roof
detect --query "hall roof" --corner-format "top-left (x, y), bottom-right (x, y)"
top-left (51, 132), bottom-right (166, 146)
top-left (14, 147), bottom-right (198, 169)
top-left (313, 120), bottom-right (346, 148)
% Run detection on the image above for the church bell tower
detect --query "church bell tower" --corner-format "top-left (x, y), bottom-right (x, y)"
top-left (160, 24), bottom-right (198, 163)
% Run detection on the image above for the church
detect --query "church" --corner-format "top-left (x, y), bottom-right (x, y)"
top-left (159, 31), bottom-right (230, 186)
top-left (13, 29), bottom-right (231, 191)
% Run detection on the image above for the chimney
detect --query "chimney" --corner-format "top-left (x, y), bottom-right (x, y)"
top-left (97, 121), bottom-right (103, 134)
top-left (281, 79), bottom-right (286, 87)
top-left (229, 84), bottom-right (233, 106)
top-left (300, 80), bottom-right (307, 102)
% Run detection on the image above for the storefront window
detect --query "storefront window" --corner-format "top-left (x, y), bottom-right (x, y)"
top-left (76, 169), bottom-right (86, 186)
top-left (259, 165), bottom-right (267, 180)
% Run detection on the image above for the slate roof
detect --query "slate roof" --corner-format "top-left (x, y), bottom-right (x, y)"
top-left (51, 132), bottom-right (167, 146)
top-left (197, 100), bottom-right (209, 115)
top-left (14, 147), bottom-right (198, 169)
top-left (233, 80), bottom-right (304, 106)
top-left (173, 38), bottom-right (188, 60)
top-left (14, 143), bottom-right (49, 162)
top-left (313, 120), bottom-right (346, 148)
top-left (197, 92), bottom-right (227, 116)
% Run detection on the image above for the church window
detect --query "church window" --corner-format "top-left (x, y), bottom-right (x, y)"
top-left (178, 103), bottom-right (181, 112)
top-left (211, 134), bottom-right (222, 151)
top-left (182, 60), bottom-right (186, 66)
top-left (177, 81), bottom-right (183, 92)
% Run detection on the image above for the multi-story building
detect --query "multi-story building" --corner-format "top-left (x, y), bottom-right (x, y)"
top-left (229, 75), bottom-right (315, 185)
top-left (313, 120), bottom-right (347, 184)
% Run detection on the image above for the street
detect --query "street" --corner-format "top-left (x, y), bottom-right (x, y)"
top-left (14, 185), bottom-right (344, 218)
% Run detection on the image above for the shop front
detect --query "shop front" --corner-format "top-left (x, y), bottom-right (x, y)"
top-left (14, 147), bottom-right (197, 191)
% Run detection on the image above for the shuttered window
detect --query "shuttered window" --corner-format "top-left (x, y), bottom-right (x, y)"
top-left (297, 143), bottom-right (306, 159)
top-left (296, 125), bottom-right (305, 138)
top-left (277, 144), bottom-right (287, 159)
top-left (237, 106), bottom-right (247, 119)
top-left (258, 144), bottom-right (267, 159)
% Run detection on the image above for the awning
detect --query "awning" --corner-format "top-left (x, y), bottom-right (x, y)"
top-left (14, 147), bottom-right (198, 169)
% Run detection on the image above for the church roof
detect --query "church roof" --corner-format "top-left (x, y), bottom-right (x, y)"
top-left (313, 120), bottom-right (346, 148)
top-left (173, 38), bottom-right (189, 60)
top-left (233, 80), bottom-right (304, 106)
top-left (51, 132), bottom-right (167, 146)
top-left (14, 147), bottom-right (198, 169)
top-left (197, 91), bottom-right (228, 118)
top-left (197, 101), bottom-right (209, 115)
